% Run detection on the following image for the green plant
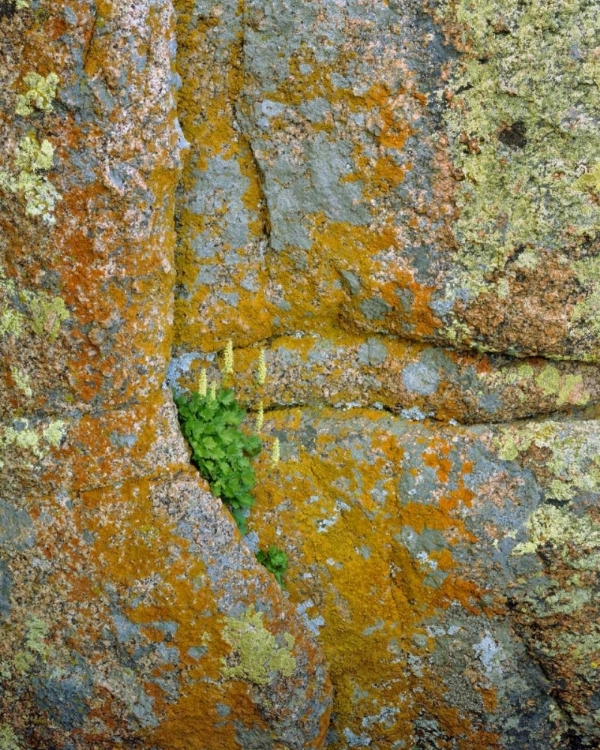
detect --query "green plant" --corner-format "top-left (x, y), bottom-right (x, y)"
top-left (174, 387), bottom-right (261, 535)
top-left (256, 546), bottom-right (288, 587)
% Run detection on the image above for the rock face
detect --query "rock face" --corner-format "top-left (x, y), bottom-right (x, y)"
top-left (2, 1), bottom-right (599, 749)
top-left (0, 2), bottom-right (330, 748)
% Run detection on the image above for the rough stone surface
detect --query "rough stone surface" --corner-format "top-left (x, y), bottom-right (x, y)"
top-left (2, 0), bottom-right (599, 748)
top-left (0, 2), bottom-right (331, 748)
top-left (169, 0), bottom-right (600, 748)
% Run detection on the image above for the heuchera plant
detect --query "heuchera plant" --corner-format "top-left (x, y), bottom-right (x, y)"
top-left (174, 387), bottom-right (261, 535)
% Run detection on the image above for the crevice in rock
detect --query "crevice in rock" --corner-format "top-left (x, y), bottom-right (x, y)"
top-left (232, 0), bottom-right (273, 259)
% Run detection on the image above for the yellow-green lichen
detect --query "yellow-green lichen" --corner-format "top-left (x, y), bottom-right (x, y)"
top-left (556, 374), bottom-right (589, 407)
top-left (10, 616), bottom-right (49, 678)
top-left (0, 419), bottom-right (67, 469)
top-left (574, 161), bottom-right (600, 194)
top-left (0, 269), bottom-right (23, 339)
top-left (0, 725), bottom-right (20, 750)
top-left (439, 0), bottom-right (599, 298)
top-left (513, 504), bottom-right (600, 570)
top-left (221, 606), bottom-right (296, 686)
top-left (503, 363), bottom-right (535, 386)
top-left (536, 366), bottom-right (561, 397)
top-left (0, 267), bottom-right (69, 341)
top-left (42, 420), bottom-right (65, 447)
top-left (494, 422), bottom-right (600, 499)
top-left (21, 289), bottom-right (69, 339)
top-left (572, 254), bottom-right (600, 342)
top-left (16, 72), bottom-right (59, 117)
top-left (0, 308), bottom-right (23, 338)
top-left (0, 135), bottom-right (61, 224)
top-left (9, 367), bottom-right (32, 397)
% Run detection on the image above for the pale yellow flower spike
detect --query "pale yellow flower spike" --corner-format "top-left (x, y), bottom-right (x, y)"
top-left (256, 348), bottom-right (267, 385)
top-left (271, 437), bottom-right (280, 467)
top-left (208, 381), bottom-right (217, 400)
top-left (255, 401), bottom-right (264, 433)
top-left (222, 340), bottom-right (234, 375)
top-left (198, 368), bottom-right (207, 397)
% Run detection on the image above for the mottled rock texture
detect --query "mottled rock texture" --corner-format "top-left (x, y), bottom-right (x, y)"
top-left (2, 0), bottom-right (599, 748)
top-left (170, 0), bottom-right (600, 748)
top-left (0, 2), bottom-right (330, 748)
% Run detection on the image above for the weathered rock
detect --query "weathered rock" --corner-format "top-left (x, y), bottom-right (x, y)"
top-left (0, 2), bottom-right (331, 747)
top-left (173, 0), bottom-right (599, 361)
top-left (3, 0), bottom-right (599, 748)
top-left (245, 410), bottom-right (600, 748)
top-left (169, 0), bottom-right (600, 748)
top-left (170, 334), bottom-right (600, 424)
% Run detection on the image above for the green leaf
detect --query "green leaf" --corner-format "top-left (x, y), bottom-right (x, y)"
top-left (175, 384), bottom-right (263, 539)
top-left (219, 389), bottom-right (235, 406)
top-left (231, 508), bottom-right (248, 535)
top-left (256, 545), bottom-right (288, 587)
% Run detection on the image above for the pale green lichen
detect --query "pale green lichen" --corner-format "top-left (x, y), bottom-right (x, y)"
top-left (495, 421), bottom-right (600, 499)
top-left (16, 72), bottom-right (59, 117)
top-left (0, 269), bottom-right (23, 339)
top-left (572, 254), bottom-right (600, 343)
top-left (9, 367), bottom-right (32, 397)
top-left (0, 267), bottom-right (69, 341)
top-left (0, 135), bottom-right (61, 224)
top-left (573, 161), bottom-right (600, 194)
top-left (491, 363), bottom-right (590, 407)
top-left (0, 308), bottom-right (23, 339)
top-left (439, 0), bottom-right (599, 299)
top-left (0, 419), bottom-right (67, 469)
top-left (24, 616), bottom-right (49, 655)
top-left (221, 606), bottom-right (296, 686)
top-left (556, 373), bottom-right (589, 407)
top-left (502, 363), bottom-right (535, 386)
top-left (512, 249), bottom-right (539, 270)
top-left (513, 504), bottom-right (600, 569)
top-left (21, 289), bottom-right (69, 339)
top-left (11, 616), bottom-right (49, 677)
top-left (0, 725), bottom-right (20, 750)
top-left (535, 366), bottom-right (561, 397)
top-left (42, 420), bottom-right (66, 447)
top-left (15, 0), bottom-right (29, 8)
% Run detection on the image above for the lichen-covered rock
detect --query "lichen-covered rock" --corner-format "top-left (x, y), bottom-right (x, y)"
top-left (173, 0), bottom-right (599, 363)
top-left (244, 410), bottom-right (600, 748)
top-left (0, 2), bottom-right (331, 747)
top-left (169, 0), bottom-right (600, 748)
top-left (3, 0), bottom-right (599, 748)
top-left (170, 335), bottom-right (600, 424)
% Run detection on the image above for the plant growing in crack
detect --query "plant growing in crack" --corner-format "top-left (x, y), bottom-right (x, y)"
top-left (174, 380), bottom-right (261, 536)
top-left (256, 545), bottom-right (288, 587)
top-left (174, 342), bottom-right (289, 585)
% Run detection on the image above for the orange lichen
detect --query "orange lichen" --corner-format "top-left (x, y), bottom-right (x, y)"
top-left (76, 474), bottom-right (238, 744)
top-left (171, 9), bottom-right (447, 348)
top-left (250, 409), bottom-right (499, 748)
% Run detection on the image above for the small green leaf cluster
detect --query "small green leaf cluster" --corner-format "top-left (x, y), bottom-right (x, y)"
top-left (174, 388), bottom-right (261, 535)
top-left (256, 546), bottom-right (288, 587)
